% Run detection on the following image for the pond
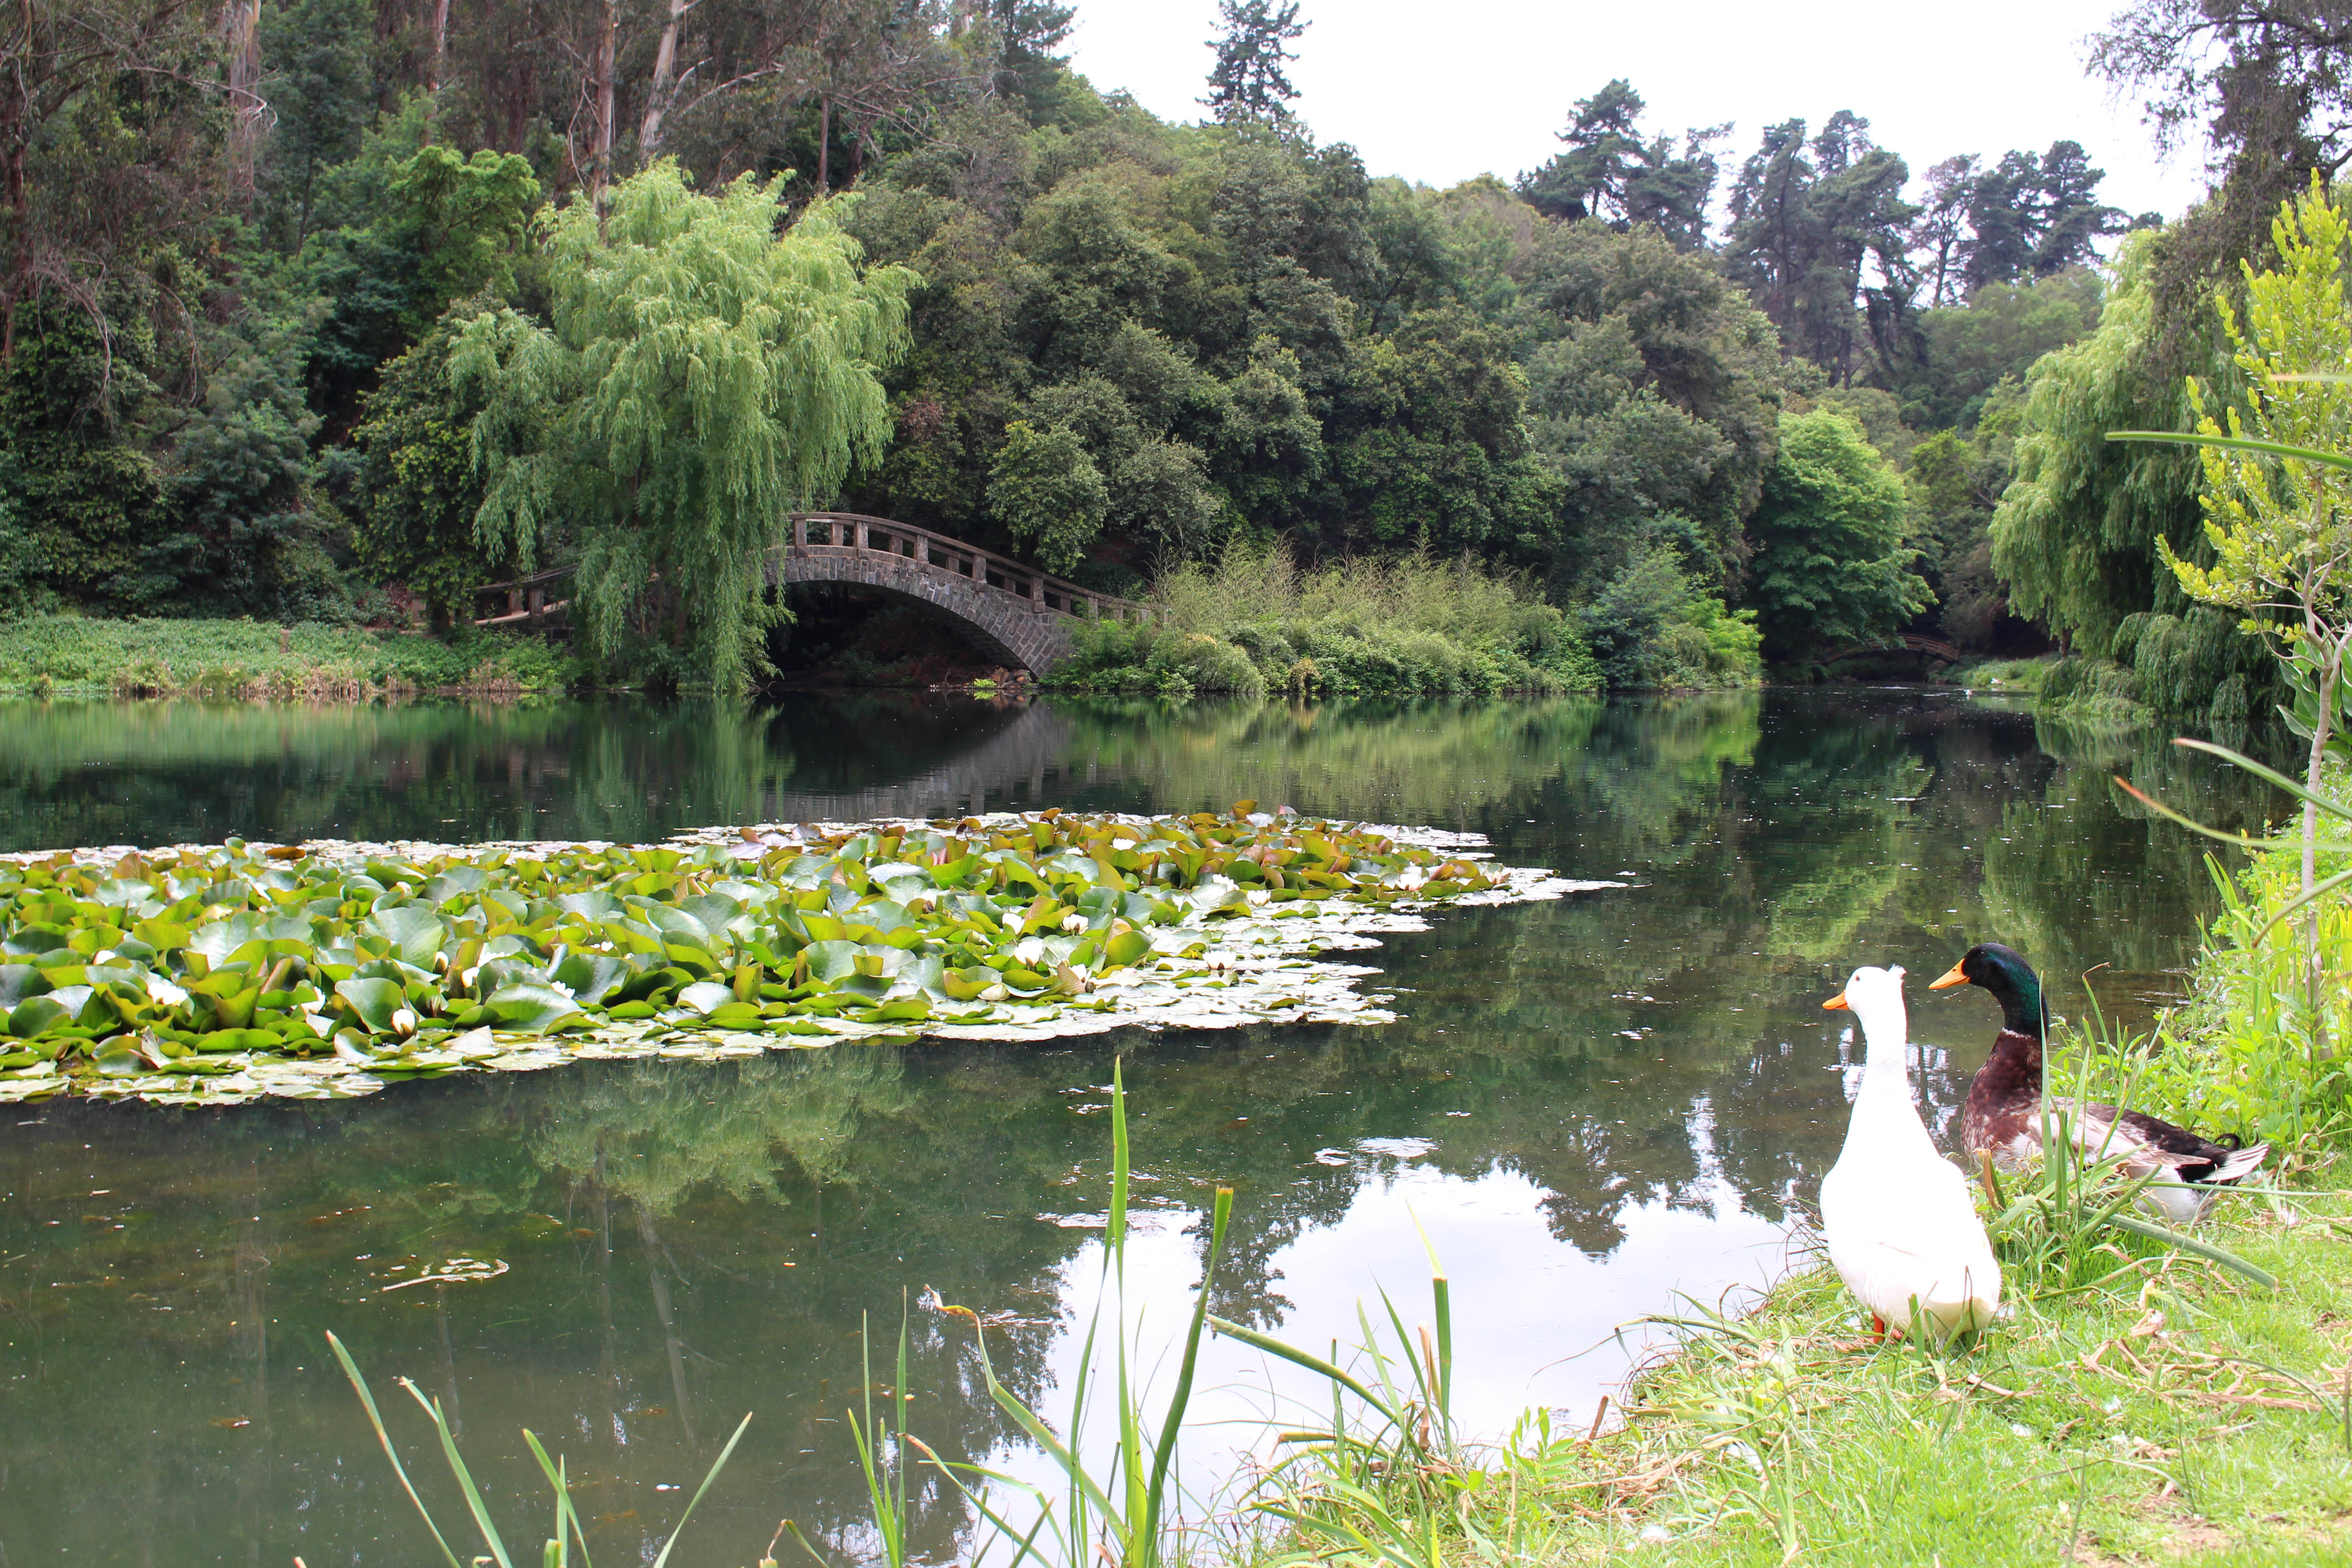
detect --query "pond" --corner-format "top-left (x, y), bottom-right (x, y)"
top-left (0, 689), bottom-right (2280, 1564)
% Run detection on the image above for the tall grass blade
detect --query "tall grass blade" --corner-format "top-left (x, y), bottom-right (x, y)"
top-left (2105, 430), bottom-right (2352, 471)
top-left (2102, 1212), bottom-right (2279, 1287)
top-left (401, 1379), bottom-right (515, 1568)
top-left (1108, 1056), bottom-right (1130, 1252)
top-left (1142, 1185), bottom-right (1233, 1548)
top-left (648, 1411), bottom-right (753, 1568)
top-left (903, 1436), bottom-right (1058, 1568)
top-left (1205, 1316), bottom-right (1409, 1433)
top-left (521, 1430), bottom-right (596, 1568)
top-left (325, 1332), bottom-right (466, 1568)
top-left (2172, 736), bottom-right (2352, 821)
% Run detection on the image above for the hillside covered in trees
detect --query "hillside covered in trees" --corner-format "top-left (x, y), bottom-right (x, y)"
top-left (0, 0), bottom-right (2329, 700)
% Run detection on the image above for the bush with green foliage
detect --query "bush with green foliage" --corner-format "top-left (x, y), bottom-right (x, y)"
top-left (1047, 544), bottom-right (1603, 697)
top-left (1578, 545), bottom-right (1761, 690)
top-left (1745, 408), bottom-right (1930, 661)
top-left (349, 314), bottom-right (512, 624)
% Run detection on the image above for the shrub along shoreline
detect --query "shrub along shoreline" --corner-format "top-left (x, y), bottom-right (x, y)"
top-left (1045, 544), bottom-right (1760, 700)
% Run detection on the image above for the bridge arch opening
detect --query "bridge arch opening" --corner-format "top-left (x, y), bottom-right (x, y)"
top-left (771, 581), bottom-right (1032, 683)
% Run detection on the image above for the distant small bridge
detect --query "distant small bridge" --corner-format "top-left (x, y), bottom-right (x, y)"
top-left (472, 512), bottom-right (1156, 675)
top-left (1819, 633), bottom-right (1963, 666)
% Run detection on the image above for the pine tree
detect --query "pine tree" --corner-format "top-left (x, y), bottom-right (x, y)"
top-left (1202, 0), bottom-right (1307, 124)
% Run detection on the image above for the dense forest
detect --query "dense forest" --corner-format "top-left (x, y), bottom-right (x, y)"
top-left (0, 0), bottom-right (2339, 701)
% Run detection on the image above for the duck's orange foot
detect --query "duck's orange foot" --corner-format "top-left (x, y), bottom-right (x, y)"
top-left (1871, 1314), bottom-right (1888, 1342)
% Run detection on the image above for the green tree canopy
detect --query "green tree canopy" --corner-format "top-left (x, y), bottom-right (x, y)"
top-left (1745, 407), bottom-right (1929, 658)
top-left (454, 162), bottom-right (915, 690)
top-left (1989, 232), bottom-right (2218, 654)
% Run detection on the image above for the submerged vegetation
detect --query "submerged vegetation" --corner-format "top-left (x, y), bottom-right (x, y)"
top-left (0, 807), bottom-right (1570, 1104)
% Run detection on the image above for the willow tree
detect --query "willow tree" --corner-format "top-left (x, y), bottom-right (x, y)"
top-left (1989, 231), bottom-right (2207, 656)
top-left (454, 161), bottom-right (915, 690)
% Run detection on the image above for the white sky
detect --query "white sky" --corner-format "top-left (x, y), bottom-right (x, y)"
top-left (1065, 0), bottom-right (2210, 226)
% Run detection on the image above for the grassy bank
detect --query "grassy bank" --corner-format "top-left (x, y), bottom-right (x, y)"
top-left (0, 616), bottom-right (579, 697)
top-left (1236, 794), bottom-right (2352, 1565)
top-left (1243, 1180), bottom-right (2349, 1566)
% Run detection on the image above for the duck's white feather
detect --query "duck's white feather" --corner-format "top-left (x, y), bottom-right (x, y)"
top-left (1819, 967), bottom-right (2001, 1338)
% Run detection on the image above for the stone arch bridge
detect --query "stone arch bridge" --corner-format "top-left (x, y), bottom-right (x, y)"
top-left (472, 512), bottom-right (1156, 675)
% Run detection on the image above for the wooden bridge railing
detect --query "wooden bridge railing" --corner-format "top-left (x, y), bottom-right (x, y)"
top-left (471, 511), bottom-right (1156, 628)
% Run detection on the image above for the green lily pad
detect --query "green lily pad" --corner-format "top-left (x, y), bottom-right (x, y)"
top-left (480, 984), bottom-right (588, 1034)
top-left (335, 977), bottom-right (407, 1034)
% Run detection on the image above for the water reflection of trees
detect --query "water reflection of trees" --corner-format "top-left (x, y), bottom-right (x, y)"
top-left (0, 696), bottom-right (1049, 850)
top-left (0, 691), bottom-right (2278, 1567)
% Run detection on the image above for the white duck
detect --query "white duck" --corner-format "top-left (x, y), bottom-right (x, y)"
top-left (1818, 965), bottom-right (2002, 1341)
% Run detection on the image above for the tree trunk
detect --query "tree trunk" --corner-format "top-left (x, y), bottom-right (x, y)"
top-left (637, 0), bottom-right (687, 155)
top-left (424, 0), bottom-right (451, 138)
top-left (224, 0), bottom-right (265, 191)
top-left (588, 0), bottom-right (618, 205)
top-left (815, 95), bottom-right (830, 193)
top-left (0, 86), bottom-right (27, 361)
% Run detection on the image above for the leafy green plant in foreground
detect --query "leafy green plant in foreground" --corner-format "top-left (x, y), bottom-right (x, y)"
top-left (0, 806), bottom-right (1525, 1104)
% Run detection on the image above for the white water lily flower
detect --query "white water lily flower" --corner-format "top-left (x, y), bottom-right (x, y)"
top-left (1245, 889), bottom-right (1271, 907)
top-left (1014, 937), bottom-right (1046, 965)
top-left (460, 965), bottom-right (481, 990)
top-left (389, 1008), bottom-right (419, 1036)
top-left (92, 949), bottom-right (118, 965)
top-left (143, 975), bottom-right (189, 1008)
top-left (546, 980), bottom-right (578, 1002)
top-left (1060, 913), bottom-right (1088, 932)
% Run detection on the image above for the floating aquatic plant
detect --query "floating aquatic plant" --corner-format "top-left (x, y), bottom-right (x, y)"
top-left (0, 804), bottom-right (1600, 1104)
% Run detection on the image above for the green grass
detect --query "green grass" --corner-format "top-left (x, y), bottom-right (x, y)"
top-left (1230, 1181), bottom-right (2352, 1567)
top-left (0, 615), bottom-right (580, 697)
top-left (1945, 656), bottom-right (2058, 695)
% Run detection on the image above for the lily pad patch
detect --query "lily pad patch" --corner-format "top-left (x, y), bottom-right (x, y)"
top-left (0, 808), bottom-right (1615, 1104)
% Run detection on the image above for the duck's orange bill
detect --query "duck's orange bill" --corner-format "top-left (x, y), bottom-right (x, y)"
top-left (1822, 991), bottom-right (1851, 1011)
top-left (1928, 961), bottom-right (1969, 990)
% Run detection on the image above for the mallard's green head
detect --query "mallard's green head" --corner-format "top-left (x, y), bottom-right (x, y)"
top-left (1929, 941), bottom-right (2045, 1036)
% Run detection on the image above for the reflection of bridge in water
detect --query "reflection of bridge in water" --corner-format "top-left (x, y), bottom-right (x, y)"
top-left (765, 701), bottom-right (1079, 822)
top-left (474, 512), bottom-right (1156, 675)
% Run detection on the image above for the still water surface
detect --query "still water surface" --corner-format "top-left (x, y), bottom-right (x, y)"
top-left (0, 690), bottom-right (2277, 1563)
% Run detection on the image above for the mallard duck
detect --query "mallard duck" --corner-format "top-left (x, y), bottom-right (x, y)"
top-left (1819, 965), bottom-right (2002, 1340)
top-left (1931, 942), bottom-right (2267, 1226)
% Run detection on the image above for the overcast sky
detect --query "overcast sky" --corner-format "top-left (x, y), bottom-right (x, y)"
top-left (1064, 0), bottom-right (2208, 226)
